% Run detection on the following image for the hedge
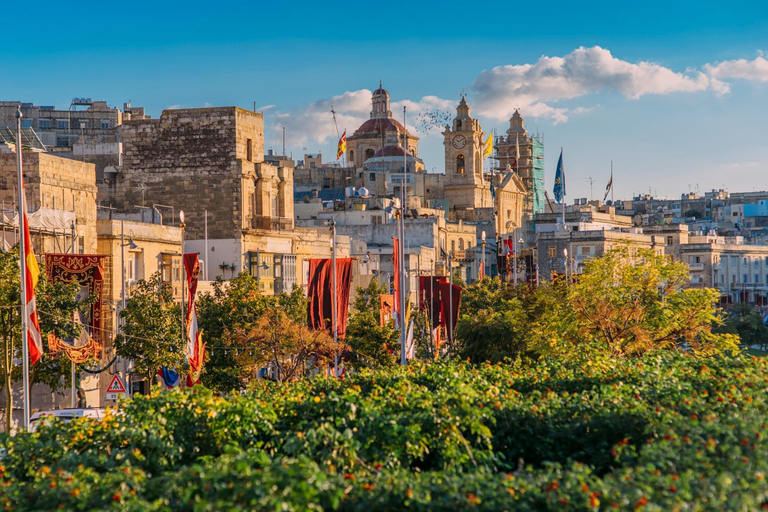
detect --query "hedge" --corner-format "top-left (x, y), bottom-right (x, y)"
top-left (2, 352), bottom-right (768, 510)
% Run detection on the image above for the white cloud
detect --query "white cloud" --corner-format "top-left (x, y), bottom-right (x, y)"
top-left (166, 104), bottom-right (181, 110)
top-left (471, 46), bottom-right (712, 122)
top-left (704, 54), bottom-right (768, 94)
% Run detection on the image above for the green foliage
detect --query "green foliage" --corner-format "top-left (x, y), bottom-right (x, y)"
top-left (196, 273), bottom-right (310, 391)
top-left (0, 248), bottom-right (88, 431)
top-left (114, 272), bottom-right (185, 381)
top-left (715, 302), bottom-right (768, 350)
top-left (345, 279), bottom-right (399, 368)
top-left (4, 353), bottom-right (768, 510)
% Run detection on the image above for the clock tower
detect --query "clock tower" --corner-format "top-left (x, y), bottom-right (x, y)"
top-left (443, 97), bottom-right (487, 211)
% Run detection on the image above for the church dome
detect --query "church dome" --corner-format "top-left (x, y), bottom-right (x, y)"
top-left (354, 117), bottom-right (406, 136)
top-left (373, 86), bottom-right (389, 96)
top-left (372, 145), bottom-right (413, 158)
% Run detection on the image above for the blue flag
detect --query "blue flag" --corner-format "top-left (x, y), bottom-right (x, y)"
top-left (553, 148), bottom-right (565, 203)
top-left (490, 180), bottom-right (496, 199)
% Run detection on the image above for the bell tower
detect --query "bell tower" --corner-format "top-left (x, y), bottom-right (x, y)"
top-left (443, 96), bottom-right (489, 211)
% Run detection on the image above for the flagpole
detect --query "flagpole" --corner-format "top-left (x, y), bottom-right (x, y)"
top-left (331, 219), bottom-right (338, 375)
top-left (611, 161), bottom-right (614, 204)
top-left (15, 106), bottom-right (30, 431)
top-left (399, 106), bottom-right (407, 366)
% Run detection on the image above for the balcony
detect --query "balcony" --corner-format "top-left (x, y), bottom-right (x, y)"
top-left (688, 262), bottom-right (705, 271)
top-left (251, 215), bottom-right (293, 231)
top-left (713, 263), bottom-right (723, 271)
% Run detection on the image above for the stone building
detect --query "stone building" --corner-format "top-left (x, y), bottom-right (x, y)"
top-left (0, 148), bottom-right (97, 255)
top-left (112, 106), bottom-right (345, 294)
top-left (441, 97), bottom-right (526, 241)
top-left (678, 235), bottom-right (768, 304)
top-left (494, 110), bottom-right (545, 234)
top-left (536, 229), bottom-right (659, 282)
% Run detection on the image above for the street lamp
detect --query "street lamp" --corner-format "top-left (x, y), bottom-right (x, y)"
top-left (517, 237), bottom-right (524, 284)
top-left (481, 230), bottom-right (486, 281)
top-left (119, 220), bottom-right (138, 400)
top-left (563, 247), bottom-right (569, 284)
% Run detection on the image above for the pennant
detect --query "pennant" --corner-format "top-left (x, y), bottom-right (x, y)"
top-left (184, 254), bottom-right (205, 383)
top-left (483, 131), bottom-right (493, 158)
top-left (603, 170), bottom-right (613, 203)
top-left (405, 319), bottom-right (415, 360)
top-left (479, 261), bottom-right (485, 280)
top-left (553, 148), bottom-right (565, 203)
top-left (336, 130), bottom-right (347, 160)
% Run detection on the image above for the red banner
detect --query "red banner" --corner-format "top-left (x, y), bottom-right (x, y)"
top-left (307, 258), bottom-right (353, 338)
top-left (184, 253), bottom-right (205, 383)
top-left (45, 254), bottom-right (105, 344)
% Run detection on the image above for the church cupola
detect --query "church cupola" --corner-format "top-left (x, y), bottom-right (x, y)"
top-left (451, 96), bottom-right (479, 132)
top-left (370, 81), bottom-right (392, 119)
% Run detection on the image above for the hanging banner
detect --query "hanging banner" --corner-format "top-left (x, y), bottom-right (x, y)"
top-left (437, 278), bottom-right (462, 344)
top-left (184, 254), bottom-right (205, 384)
top-left (418, 276), bottom-right (444, 330)
top-left (392, 238), bottom-right (401, 322)
top-left (379, 294), bottom-right (394, 327)
top-left (45, 254), bottom-right (105, 343)
top-left (307, 258), bottom-right (353, 338)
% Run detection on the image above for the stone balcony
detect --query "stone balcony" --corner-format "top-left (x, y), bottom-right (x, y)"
top-left (250, 215), bottom-right (293, 232)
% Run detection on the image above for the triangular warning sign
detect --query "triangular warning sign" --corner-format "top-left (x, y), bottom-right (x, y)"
top-left (107, 374), bottom-right (126, 393)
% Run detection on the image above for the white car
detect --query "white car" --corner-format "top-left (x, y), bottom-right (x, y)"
top-left (29, 408), bottom-right (106, 432)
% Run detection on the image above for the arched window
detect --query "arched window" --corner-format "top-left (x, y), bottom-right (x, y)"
top-left (365, 148), bottom-right (375, 161)
top-left (456, 154), bottom-right (465, 174)
top-left (475, 152), bottom-right (481, 174)
top-left (458, 239), bottom-right (464, 250)
top-left (451, 240), bottom-right (456, 255)
top-left (349, 150), bottom-right (354, 163)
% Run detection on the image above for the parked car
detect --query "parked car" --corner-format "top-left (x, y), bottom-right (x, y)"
top-left (29, 408), bottom-right (106, 432)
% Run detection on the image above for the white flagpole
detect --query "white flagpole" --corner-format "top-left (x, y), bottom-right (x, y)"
top-left (399, 107), bottom-right (407, 366)
top-left (15, 106), bottom-right (30, 431)
top-left (611, 161), bottom-right (614, 204)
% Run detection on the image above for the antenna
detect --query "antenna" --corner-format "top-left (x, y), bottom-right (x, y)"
top-left (586, 177), bottom-right (596, 201)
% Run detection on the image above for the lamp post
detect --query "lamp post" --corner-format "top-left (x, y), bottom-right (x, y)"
top-left (119, 221), bottom-right (137, 399)
top-left (481, 231), bottom-right (486, 281)
top-left (563, 247), bottom-right (569, 284)
top-left (518, 237), bottom-right (525, 284)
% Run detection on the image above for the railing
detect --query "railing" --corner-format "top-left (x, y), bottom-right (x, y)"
top-left (688, 263), bottom-right (705, 271)
top-left (251, 215), bottom-right (293, 231)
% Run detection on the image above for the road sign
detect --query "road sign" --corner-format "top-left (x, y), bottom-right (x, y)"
top-left (106, 374), bottom-right (127, 400)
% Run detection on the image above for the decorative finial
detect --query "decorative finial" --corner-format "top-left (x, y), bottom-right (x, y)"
top-left (380, 79), bottom-right (382, 89)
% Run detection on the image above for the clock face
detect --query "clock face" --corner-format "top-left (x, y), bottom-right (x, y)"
top-left (452, 135), bottom-right (467, 149)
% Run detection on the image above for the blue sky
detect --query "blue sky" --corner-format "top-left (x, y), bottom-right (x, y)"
top-left (4, 0), bottom-right (767, 201)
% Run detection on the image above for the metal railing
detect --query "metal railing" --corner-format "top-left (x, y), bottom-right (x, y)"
top-left (251, 215), bottom-right (293, 231)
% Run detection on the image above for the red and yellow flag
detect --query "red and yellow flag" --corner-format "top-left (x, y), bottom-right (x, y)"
top-left (336, 130), bottom-right (346, 160)
top-left (21, 184), bottom-right (43, 365)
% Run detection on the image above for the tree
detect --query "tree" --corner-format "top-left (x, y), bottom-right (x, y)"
top-left (196, 273), bottom-right (309, 391)
top-left (115, 272), bottom-right (185, 382)
top-left (0, 248), bottom-right (86, 432)
top-left (568, 248), bottom-right (738, 357)
top-left (345, 279), bottom-right (399, 368)
top-left (232, 306), bottom-right (344, 383)
top-left (715, 303), bottom-right (768, 350)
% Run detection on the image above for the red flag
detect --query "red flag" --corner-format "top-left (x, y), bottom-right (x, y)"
top-left (392, 237), bottom-right (401, 322)
top-left (479, 261), bottom-right (485, 280)
top-left (307, 258), bottom-right (353, 338)
top-left (184, 254), bottom-right (205, 383)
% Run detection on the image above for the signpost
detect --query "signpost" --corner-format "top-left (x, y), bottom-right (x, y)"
top-left (106, 374), bottom-right (127, 400)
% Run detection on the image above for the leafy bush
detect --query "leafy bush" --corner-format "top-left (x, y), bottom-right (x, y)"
top-left (2, 352), bottom-right (768, 510)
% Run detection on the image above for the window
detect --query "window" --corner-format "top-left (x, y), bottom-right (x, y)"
top-left (101, 120), bottom-right (110, 130)
top-left (370, 173), bottom-right (376, 182)
top-left (730, 256), bottom-right (738, 265)
top-left (458, 239), bottom-right (464, 250)
top-left (548, 246), bottom-right (556, 258)
top-left (582, 246), bottom-right (592, 255)
top-left (39, 120), bottom-right (51, 130)
top-left (57, 119), bottom-right (68, 129)
top-left (349, 150), bottom-right (354, 162)
top-left (323, 178), bottom-right (331, 189)
top-left (451, 240), bottom-right (456, 254)
top-left (744, 274), bottom-right (748, 283)
top-left (666, 236), bottom-right (673, 246)
top-left (689, 256), bottom-right (701, 263)
top-left (744, 258), bottom-right (748, 265)
top-left (246, 139), bottom-right (253, 161)
top-left (720, 275), bottom-right (724, 284)
top-left (756, 274), bottom-right (760, 284)
top-left (365, 148), bottom-right (375, 160)
top-left (78, 237), bottom-right (84, 254)
top-left (79, 121), bottom-right (88, 130)
top-left (456, 154), bottom-right (465, 174)
top-left (310, 161), bottom-right (316, 169)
